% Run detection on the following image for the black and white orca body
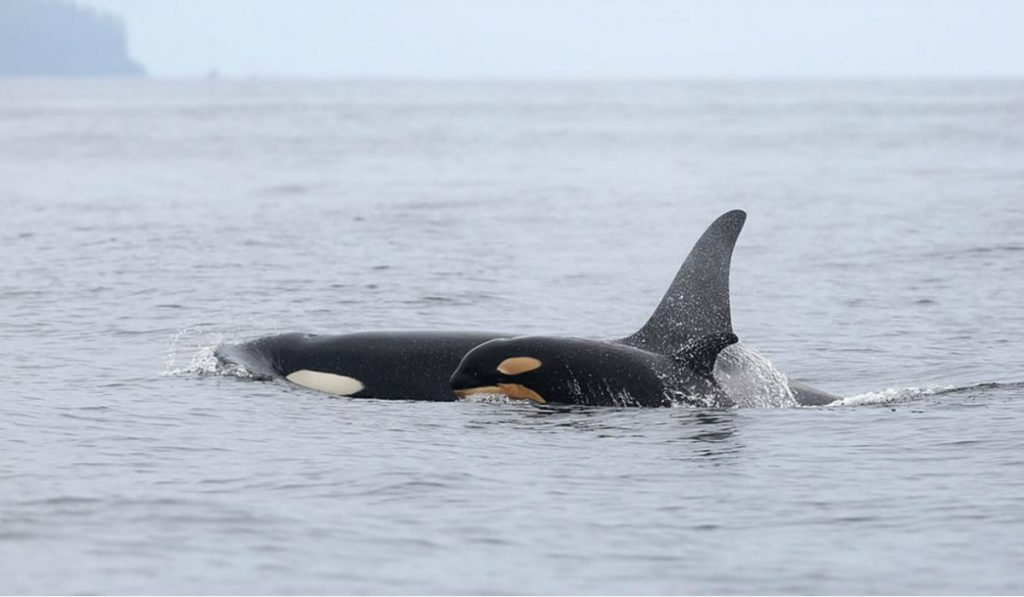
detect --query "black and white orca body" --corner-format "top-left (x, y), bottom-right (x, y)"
top-left (215, 331), bottom-right (505, 401)
top-left (216, 209), bottom-right (839, 406)
top-left (450, 332), bottom-right (740, 407)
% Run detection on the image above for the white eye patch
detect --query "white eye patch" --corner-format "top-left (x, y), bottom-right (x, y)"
top-left (285, 370), bottom-right (365, 396)
top-left (497, 356), bottom-right (542, 375)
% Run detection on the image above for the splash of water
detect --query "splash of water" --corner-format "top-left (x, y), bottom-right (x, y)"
top-left (162, 325), bottom-right (250, 378)
top-left (458, 392), bottom-right (516, 405)
top-left (713, 343), bottom-right (798, 408)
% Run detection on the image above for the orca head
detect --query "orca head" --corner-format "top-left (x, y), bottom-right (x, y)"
top-left (451, 336), bottom-right (673, 406)
top-left (450, 337), bottom-right (564, 404)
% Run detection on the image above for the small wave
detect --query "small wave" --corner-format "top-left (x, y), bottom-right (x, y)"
top-left (833, 381), bottom-right (1023, 406)
top-left (832, 385), bottom-right (953, 406)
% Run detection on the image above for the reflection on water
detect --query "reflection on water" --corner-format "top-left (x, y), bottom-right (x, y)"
top-left (686, 410), bottom-right (739, 447)
top-left (464, 403), bottom-right (745, 463)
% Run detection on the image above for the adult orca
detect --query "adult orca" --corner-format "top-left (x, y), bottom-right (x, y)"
top-left (215, 331), bottom-right (506, 401)
top-left (216, 209), bottom-right (838, 406)
top-left (450, 210), bottom-right (839, 407)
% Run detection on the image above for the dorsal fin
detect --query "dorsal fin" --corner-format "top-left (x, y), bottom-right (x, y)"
top-left (621, 209), bottom-right (746, 354)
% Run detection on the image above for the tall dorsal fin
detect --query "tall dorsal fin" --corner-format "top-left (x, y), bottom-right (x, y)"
top-left (621, 209), bottom-right (746, 354)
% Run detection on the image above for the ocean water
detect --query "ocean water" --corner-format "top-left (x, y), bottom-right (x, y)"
top-left (1, 80), bottom-right (1023, 594)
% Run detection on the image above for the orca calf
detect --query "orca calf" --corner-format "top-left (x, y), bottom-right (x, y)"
top-left (216, 210), bottom-right (838, 406)
top-left (450, 210), bottom-right (838, 407)
top-left (450, 332), bottom-right (741, 407)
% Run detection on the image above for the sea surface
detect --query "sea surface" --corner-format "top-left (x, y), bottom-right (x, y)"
top-left (1, 80), bottom-right (1023, 594)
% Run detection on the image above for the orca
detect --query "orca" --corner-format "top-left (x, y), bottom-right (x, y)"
top-left (450, 332), bottom-right (741, 407)
top-left (215, 331), bottom-right (505, 401)
top-left (216, 210), bottom-right (838, 406)
top-left (449, 210), bottom-right (839, 407)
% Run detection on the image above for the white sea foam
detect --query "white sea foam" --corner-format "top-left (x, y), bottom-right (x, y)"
top-left (833, 385), bottom-right (955, 406)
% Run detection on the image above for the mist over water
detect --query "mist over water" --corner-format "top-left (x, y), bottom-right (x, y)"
top-left (1, 80), bottom-right (1023, 594)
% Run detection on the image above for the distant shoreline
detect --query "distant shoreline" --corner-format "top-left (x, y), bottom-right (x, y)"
top-left (0, 0), bottom-right (144, 77)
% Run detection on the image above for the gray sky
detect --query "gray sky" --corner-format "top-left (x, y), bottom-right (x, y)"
top-left (79, 0), bottom-right (1024, 78)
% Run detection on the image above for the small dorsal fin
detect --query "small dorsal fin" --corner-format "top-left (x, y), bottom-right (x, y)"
top-left (673, 332), bottom-right (739, 376)
top-left (622, 210), bottom-right (746, 354)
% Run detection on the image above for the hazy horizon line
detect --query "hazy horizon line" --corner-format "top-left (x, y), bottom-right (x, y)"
top-left (3, 74), bottom-right (1023, 83)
